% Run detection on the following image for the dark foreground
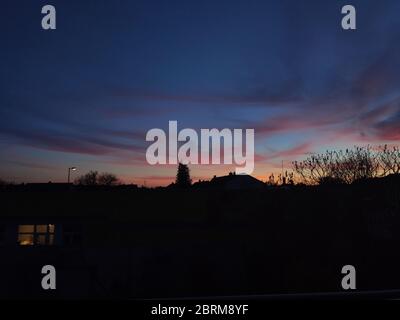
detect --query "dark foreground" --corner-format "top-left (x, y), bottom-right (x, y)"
top-left (0, 175), bottom-right (399, 299)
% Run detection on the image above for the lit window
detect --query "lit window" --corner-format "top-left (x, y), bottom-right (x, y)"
top-left (36, 225), bottom-right (47, 233)
top-left (18, 224), bottom-right (55, 246)
top-left (19, 225), bottom-right (34, 233)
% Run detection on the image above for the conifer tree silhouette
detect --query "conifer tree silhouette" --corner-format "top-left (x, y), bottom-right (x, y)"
top-left (175, 163), bottom-right (192, 188)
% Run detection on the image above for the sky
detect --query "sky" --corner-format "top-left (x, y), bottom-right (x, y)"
top-left (1, 0), bottom-right (400, 186)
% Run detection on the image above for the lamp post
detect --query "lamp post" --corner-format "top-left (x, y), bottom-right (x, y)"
top-left (67, 167), bottom-right (77, 184)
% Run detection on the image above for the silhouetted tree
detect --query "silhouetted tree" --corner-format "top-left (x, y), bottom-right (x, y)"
top-left (75, 171), bottom-right (120, 186)
top-left (379, 145), bottom-right (400, 175)
top-left (293, 151), bottom-right (337, 185)
top-left (293, 146), bottom-right (380, 185)
top-left (266, 173), bottom-right (276, 186)
top-left (287, 171), bottom-right (295, 185)
top-left (98, 172), bottom-right (120, 186)
top-left (337, 146), bottom-right (380, 183)
top-left (175, 163), bottom-right (191, 188)
top-left (75, 171), bottom-right (98, 185)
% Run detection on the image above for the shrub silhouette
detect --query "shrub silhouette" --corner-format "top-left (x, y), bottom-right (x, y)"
top-left (293, 146), bottom-right (382, 185)
top-left (266, 173), bottom-right (277, 186)
top-left (97, 173), bottom-right (120, 186)
top-left (75, 171), bottom-right (99, 186)
top-left (75, 171), bottom-right (120, 186)
top-left (379, 145), bottom-right (400, 175)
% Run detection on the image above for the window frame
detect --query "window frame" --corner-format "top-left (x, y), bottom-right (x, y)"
top-left (17, 224), bottom-right (55, 246)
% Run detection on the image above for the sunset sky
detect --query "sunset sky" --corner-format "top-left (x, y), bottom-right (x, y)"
top-left (1, 0), bottom-right (400, 186)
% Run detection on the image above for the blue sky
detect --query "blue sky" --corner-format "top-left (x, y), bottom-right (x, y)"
top-left (1, 0), bottom-right (400, 185)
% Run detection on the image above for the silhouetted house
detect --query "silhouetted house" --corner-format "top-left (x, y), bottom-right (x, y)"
top-left (25, 182), bottom-right (72, 191)
top-left (194, 173), bottom-right (265, 190)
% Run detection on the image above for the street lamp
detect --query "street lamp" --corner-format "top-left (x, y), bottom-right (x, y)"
top-left (67, 167), bottom-right (77, 184)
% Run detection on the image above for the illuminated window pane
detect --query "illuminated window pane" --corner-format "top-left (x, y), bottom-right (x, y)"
top-left (36, 225), bottom-right (47, 233)
top-left (36, 234), bottom-right (47, 245)
top-left (18, 225), bottom-right (34, 233)
top-left (18, 234), bottom-right (34, 245)
top-left (17, 224), bottom-right (56, 246)
top-left (49, 234), bottom-right (55, 245)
